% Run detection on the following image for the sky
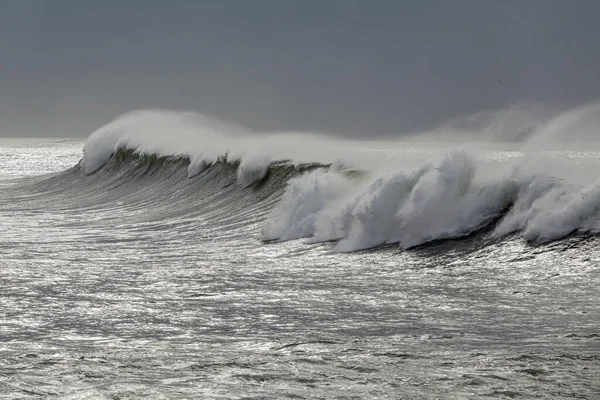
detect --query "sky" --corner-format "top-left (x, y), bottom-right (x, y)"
top-left (1, 0), bottom-right (600, 137)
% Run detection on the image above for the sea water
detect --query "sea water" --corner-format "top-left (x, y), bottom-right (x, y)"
top-left (0, 114), bottom-right (599, 398)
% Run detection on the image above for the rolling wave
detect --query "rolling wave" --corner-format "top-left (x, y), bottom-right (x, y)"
top-left (6, 145), bottom-right (600, 253)
top-left (7, 106), bottom-right (600, 252)
top-left (263, 150), bottom-right (600, 250)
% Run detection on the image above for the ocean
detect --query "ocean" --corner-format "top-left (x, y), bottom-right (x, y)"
top-left (0, 113), bottom-right (599, 399)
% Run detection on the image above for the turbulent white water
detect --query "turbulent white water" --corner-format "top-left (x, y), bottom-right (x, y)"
top-left (260, 149), bottom-right (600, 250)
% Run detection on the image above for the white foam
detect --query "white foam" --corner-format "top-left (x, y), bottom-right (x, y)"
top-left (263, 150), bottom-right (516, 250)
top-left (80, 110), bottom-right (461, 185)
top-left (236, 152), bottom-right (272, 188)
top-left (387, 150), bottom-right (513, 249)
top-left (260, 169), bottom-right (354, 241)
top-left (263, 148), bottom-right (600, 250)
top-left (493, 170), bottom-right (600, 242)
top-left (81, 110), bottom-right (401, 185)
top-left (82, 110), bottom-right (240, 175)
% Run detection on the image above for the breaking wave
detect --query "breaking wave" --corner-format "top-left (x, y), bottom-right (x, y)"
top-left (15, 105), bottom-right (600, 252)
top-left (263, 150), bottom-right (600, 250)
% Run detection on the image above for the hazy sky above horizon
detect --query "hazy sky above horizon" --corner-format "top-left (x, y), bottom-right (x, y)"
top-left (1, 0), bottom-right (600, 137)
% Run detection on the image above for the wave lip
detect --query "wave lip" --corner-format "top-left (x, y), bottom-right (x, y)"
top-left (82, 110), bottom-right (247, 174)
top-left (81, 110), bottom-right (358, 188)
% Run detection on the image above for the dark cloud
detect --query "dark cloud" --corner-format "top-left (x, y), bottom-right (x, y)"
top-left (0, 0), bottom-right (599, 137)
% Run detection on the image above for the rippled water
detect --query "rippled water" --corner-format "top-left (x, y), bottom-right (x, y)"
top-left (0, 139), bottom-right (599, 399)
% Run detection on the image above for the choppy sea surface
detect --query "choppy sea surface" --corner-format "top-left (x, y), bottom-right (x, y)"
top-left (0, 138), bottom-right (599, 399)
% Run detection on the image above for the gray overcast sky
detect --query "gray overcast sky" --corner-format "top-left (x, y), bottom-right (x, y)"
top-left (1, 0), bottom-right (600, 137)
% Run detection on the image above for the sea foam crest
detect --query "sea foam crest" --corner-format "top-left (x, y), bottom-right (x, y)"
top-left (263, 149), bottom-right (600, 251)
top-left (82, 110), bottom-right (279, 186)
top-left (81, 110), bottom-right (377, 186)
top-left (494, 171), bottom-right (600, 242)
top-left (82, 110), bottom-right (240, 172)
top-left (263, 150), bottom-right (515, 250)
top-left (261, 169), bottom-right (354, 241)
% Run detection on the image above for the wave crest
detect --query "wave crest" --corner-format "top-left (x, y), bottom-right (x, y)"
top-left (262, 149), bottom-right (600, 251)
